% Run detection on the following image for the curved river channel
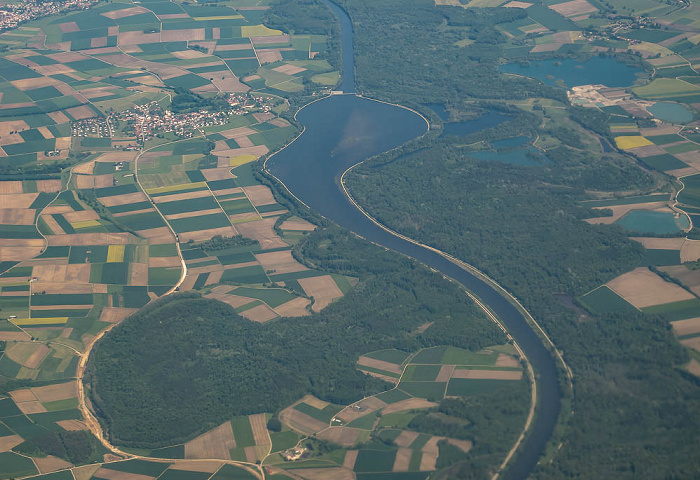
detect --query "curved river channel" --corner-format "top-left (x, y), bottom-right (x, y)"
top-left (266, 1), bottom-right (561, 478)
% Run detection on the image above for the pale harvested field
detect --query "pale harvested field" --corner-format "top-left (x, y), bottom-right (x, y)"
top-left (279, 408), bottom-right (328, 435)
top-left (447, 438), bottom-right (473, 452)
top-left (504, 1), bottom-right (532, 6)
top-left (672, 317), bottom-right (700, 336)
top-left (452, 369), bottom-right (522, 380)
top-left (8, 388), bottom-right (37, 402)
top-left (0, 209), bottom-right (36, 225)
top-left (273, 64), bottom-right (306, 75)
top-left (47, 233), bottom-right (132, 245)
top-left (422, 436), bottom-right (442, 455)
top-left (681, 336), bottom-right (700, 352)
top-left (496, 354), bottom-right (521, 367)
top-left (681, 239), bottom-right (700, 262)
top-left (213, 144), bottom-right (268, 159)
top-left (0, 435), bottom-right (23, 453)
top-left (5, 342), bottom-right (44, 366)
top-left (382, 398), bottom-right (438, 415)
top-left (0, 246), bottom-right (43, 261)
top-left (627, 144), bottom-right (666, 157)
top-left (249, 413), bottom-right (270, 446)
top-left (255, 251), bottom-right (307, 275)
top-left (550, 0), bottom-right (596, 16)
top-left (117, 31), bottom-right (161, 45)
top-left (16, 401), bottom-right (47, 414)
top-left (240, 303), bottom-right (278, 323)
top-left (299, 275), bottom-right (343, 312)
top-left (32, 381), bottom-right (77, 402)
top-left (135, 227), bottom-right (173, 244)
top-left (0, 331), bottom-right (31, 341)
top-left (393, 448), bottom-right (412, 472)
top-left (100, 307), bottom-right (137, 324)
top-left (394, 430), bottom-right (420, 448)
top-left (97, 192), bottom-right (148, 207)
top-left (274, 297), bottom-right (311, 317)
top-left (184, 421), bottom-right (236, 459)
top-left (316, 427), bottom-right (360, 447)
top-left (294, 468), bottom-right (354, 480)
top-left (165, 208), bottom-right (222, 221)
top-left (179, 226), bottom-right (239, 243)
top-left (75, 175), bottom-right (95, 190)
top-left (24, 344), bottom-right (50, 369)
top-left (72, 161), bottom-right (95, 175)
top-left (214, 188), bottom-right (244, 198)
top-left (66, 105), bottom-right (96, 120)
top-left (171, 460), bottom-right (224, 473)
top-left (232, 136), bottom-right (254, 148)
top-left (12, 76), bottom-right (59, 90)
top-left (35, 455), bottom-right (73, 474)
top-left (57, 419), bottom-right (88, 431)
top-left (32, 282), bottom-right (91, 295)
top-left (0, 133), bottom-right (25, 147)
top-left (64, 210), bottom-right (99, 223)
top-left (280, 218), bottom-right (316, 231)
top-left (436, 365), bottom-right (455, 382)
top-left (235, 218), bottom-right (286, 249)
top-left (531, 44), bottom-right (562, 53)
top-left (343, 450), bottom-right (358, 470)
top-left (202, 168), bottom-right (236, 181)
top-left (357, 356), bottom-right (403, 375)
top-left (161, 29), bottom-right (205, 42)
top-left (102, 6), bottom-right (150, 19)
top-left (228, 212), bottom-right (260, 224)
top-left (257, 50), bottom-right (282, 64)
top-left (48, 111), bottom-right (71, 124)
top-left (0, 119), bottom-right (29, 136)
top-left (93, 469), bottom-right (155, 480)
top-left (43, 205), bottom-right (73, 215)
top-left (659, 266), bottom-right (700, 291)
top-left (301, 395), bottom-right (330, 410)
top-left (59, 21), bottom-right (79, 33)
top-left (686, 358), bottom-right (700, 378)
top-left (152, 189), bottom-right (212, 203)
top-left (129, 263), bottom-right (149, 286)
top-left (252, 35), bottom-right (290, 46)
top-left (93, 175), bottom-right (114, 189)
top-left (630, 237), bottom-right (685, 250)
top-left (206, 270), bottom-right (223, 285)
top-left (114, 208), bottom-right (154, 218)
top-left (0, 181), bottom-right (23, 194)
top-left (66, 264), bottom-right (91, 283)
top-left (242, 185), bottom-right (276, 206)
top-left (606, 267), bottom-right (694, 308)
top-left (420, 452), bottom-right (438, 471)
top-left (97, 151), bottom-right (139, 163)
top-left (212, 72), bottom-right (248, 93)
top-left (0, 193), bottom-right (38, 208)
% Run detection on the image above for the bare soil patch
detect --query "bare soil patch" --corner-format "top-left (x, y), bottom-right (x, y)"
top-left (184, 421), bottom-right (236, 459)
top-left (336, 396), bottom-right (386, 423)
top-left (0, 435), bottom-right (23, 453)
top-left (152, 190), bottom-right (213, 204)
top-left (549, 0), bottom-right (596, 16)
top-left (280, 219), bottom-right (316, 231)
top-left (201, 168), bottom-right (236, 181)
top-left (343, 450), bottom-right (358, 470)
top-left (630, 237), bottom-right (685, 250)
top-left (165, 208), bottom-right (222, 221)
top-left (447, 438), bottom-right (472, 452)
top-left (299, 275), bottom-right (343, 312)
top-left (681, 336), bottom-right (700, 352)
top-left (686, 358), bottom-right (700, 378)
top-left (8, 388), bottom-right (37, 402)
top-left (356, 356), bottom-right (402, 375)
top-left (66, 105), bottom-right (96, 120)
top-left (606, 267), bottom-right (694, 308)
top-left (240, 303), bottom-right (278, 323)
top-left (381, 398), bottom-right (438, 415)
top-left (0, 193), bottom-right (39, 208)
top-left (279, 408), bottom-right (328, 435)
top-left (393, 448), bottom-right (412, 472)
top-left (681, 239), bottom-right (700, 263)
top-left (249, 413), bottom-right (270, 446)
top-left (0, 181), bottom-right (23, 194)
top-left (170, 460), bottom-right (223, 473)
top-left (35, 456), bottom-right (72, 474)
top-left (419, 452), bottom-right (438, 471)
top-left (57, 419), bottom-right (88, 431)
top-left (495, 354), bottom-right (521, 367)
top-left (273, 297), bottom-right (311, 317)
top-left (436, 365), bottom-right (455, 382)
top-left (394, 430), bottom-right (420, 448)
top-left (235, 218), bottom-right (286, 249)
top-left (99, 307), bottom-right (137, 324)
top-left (273, 64), bottom-right (306, 75)
top-left (16, 401), bottom-right (47, 414)
top-left (24, 344), bottom-right (50, 369)
top-left (47, 233), bottom-right (132, 245)
top-left (32, 381), bottom-right (77, 402)
top-left (179, 226), bottom-right (239, 243)
top-left (254, 250), bottom-right (307, 275)
top-left (0, 331), bottom-right (31, 341)
top-left (242, 185), bottom-right (276, 206)
top-left (0, 209), bottom-right (36, 225)
top-left (98, 192), bottom-right (148, 207)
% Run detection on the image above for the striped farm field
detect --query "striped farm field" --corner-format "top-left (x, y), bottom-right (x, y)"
top-left (107, 245), bottom-right (125, 263)
top-left (146, 182), bottom-right (208, 195)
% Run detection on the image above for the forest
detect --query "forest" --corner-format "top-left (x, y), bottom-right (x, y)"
top-left (87, 226), bottom-right (510, 449)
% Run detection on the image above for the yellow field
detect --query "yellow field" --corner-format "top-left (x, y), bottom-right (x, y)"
top-left (12, 317), bottom-right (68, 326)
top-left (241, 25), bottom-right (283, 38)
top-left (193, 15), bottom-right (243, 20)
top-left (71, 220), bottom-right (101, 229)
top-left (614, 136), bottom-right (653, 150)
top-left (230, 154), bottom-right (258, 167)
top-left (107, 245), bottom-right (125, 263)
top-left (146, 182), bottom-right (206, 195)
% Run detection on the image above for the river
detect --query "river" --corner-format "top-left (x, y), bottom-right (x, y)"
top-left (266, 1), bottom-right (562, 478)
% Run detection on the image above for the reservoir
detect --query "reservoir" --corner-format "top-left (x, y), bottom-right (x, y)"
top-left (267, 1), bottom-right (562, 479)
top-left (500, 56), bottom-right (643, 88)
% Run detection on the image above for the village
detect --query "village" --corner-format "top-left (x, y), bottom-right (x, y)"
top-left (71, 93), bottom-right (280, 145)
top-left (0, 0), bottom-right (97, 31)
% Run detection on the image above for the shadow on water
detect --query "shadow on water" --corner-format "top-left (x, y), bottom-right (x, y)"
top-left (267, 1), bottom-right (562, 478)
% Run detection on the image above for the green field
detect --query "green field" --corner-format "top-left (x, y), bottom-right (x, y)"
top-left (578, 286), bottom-right (638, 315)
top-left (396, 382), bottom-right (446, 400)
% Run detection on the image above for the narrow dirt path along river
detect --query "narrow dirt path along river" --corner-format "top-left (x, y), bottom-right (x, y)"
top-left (265, 1), bottom-right (566, 478)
